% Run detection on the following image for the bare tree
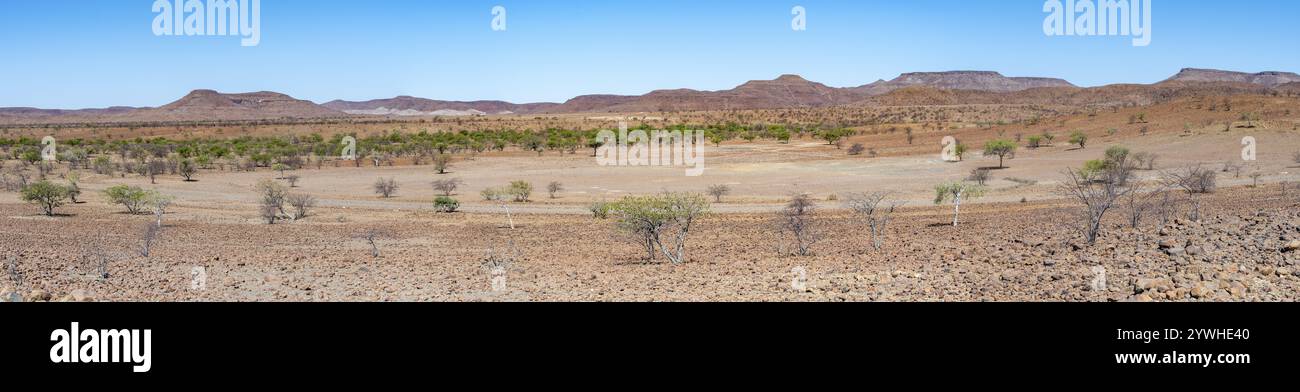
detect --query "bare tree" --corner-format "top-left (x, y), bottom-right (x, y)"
top-left (707, 184), bottom-right (732, 203)
top-left (287, 193), bottom-right (316, 220)
top-left (5, 256), bottom-right (21, 293)
top-left (432, 178), bottom-right (464, 196)
top-left (481, 240), bottom-right (521, 292)
top-left (1058, 166), bottom-right (1135, 245)
top-left (373, 177), bottom-right (399, 198)
top-left (257, 179), bottom-right (288, 224)
top-left (152, 194), bottom-right (174, 228)
top-left (1163, 165), bottom-right (1218, 194)
top-left (1132, 152), bottom-right (1158, 170)
top-left (845, 192), bottom-right (904, 250)
top-left (361, 229), bottom-right (384, 258)
top-left (285, 174), bottom-right (301, 188)
top-left (547, 181), bottom-right (564, 199)
top-left (84, 235), bottom-right (118, 280)
top-left (1162, 165), bottom-right (1217, 222)
top-left (968, 168), bottom-right (991, 186)
top-left (776, 193), bottom-right (819, 256)
top-left (1123, 182), bottom-right (1169, 229)
top-left (139, 222), bottom-right (160, 257)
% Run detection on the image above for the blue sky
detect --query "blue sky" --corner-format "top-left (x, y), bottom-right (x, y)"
top-left (2, 0), bottom-right (1297, 109)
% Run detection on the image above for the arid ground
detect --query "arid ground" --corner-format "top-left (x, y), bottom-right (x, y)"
top-left (3, 96), bottom-right (1299, 302)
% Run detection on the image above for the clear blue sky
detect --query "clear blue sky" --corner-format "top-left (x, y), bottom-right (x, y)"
top-left (3, 0), bottom-right (1297, 109)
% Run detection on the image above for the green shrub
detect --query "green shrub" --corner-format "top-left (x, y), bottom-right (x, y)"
top-left (507, 181), bottom-right (533, 202)
top-left (21, 180), bottom-right (72, 216)
top-left (434, 196), bottom-right (459, 213)
top-left (103, 185), bottom-right (158, 214)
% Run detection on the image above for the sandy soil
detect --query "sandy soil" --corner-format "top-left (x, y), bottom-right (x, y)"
top-left (2, 97), bottom-right (1299, 302)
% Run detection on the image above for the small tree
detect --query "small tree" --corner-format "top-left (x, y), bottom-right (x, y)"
top-left (609, 192), bottom-right (709, 264)
top-left (1041, 132), bottom-right (1057, 146)
top-left (508, 181), bottom-right (533, 202)
top-left (433, 154), bottom-right (453, 174)
top-left (983, 139), bottom-right (1017, 168)
top-left (65, 173), bottom-right (82, 203)
top-left (547, 181), bottom-right (564, 199)
top-left (179, 159), bottom-right (197, 181)
top-left (933, 182), bottom-right (986, 226)
top-left (845, 192), bottom-right (904, 251)
top-left (361, 229), bottom-right (384, 258)
top-left (706, 184), bottom-right (731, 203)
top-left (257, 179), bottom-right (288, 224)
top-left (285, 174), bottom-right (301, 188)
top-left (373, 177), bottom-right (399, 198)
top-left (151, 194), bottom-right (174, 227)
top-left (1060, 165), bottom-right (1134, 244)
top-left (21, 180), bottom-right (71, 216)
top-left (820, 129), bottom-right (844, 147)
top-left (432, 178), bottom-right (464, 196)
top-left (286, 193), bottom-right (316, 220)
top-left (776, 194), bottom-right (819, 256)
top-left (139, 222), bottom-right (160, 257)
top-left (1069, 131), bottom-right (1088, 149)
top-left (1161, 165), bottom-right (1216, 222)
top-left (103, 185), bottom-right (157, 215)
top-left (272, 163), bottom-right (290, 178)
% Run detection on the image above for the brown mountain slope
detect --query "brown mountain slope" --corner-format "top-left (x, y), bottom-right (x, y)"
top-left (547, 72), bottom-right (1076, 113)
top-left (138, 90), bottom-right (344, 121)
top-left (859, 81), bottom-right (1275, 107)
top-left (1161, 68), bottom-right (1300, 87)
top-left (850, 71), bottom-right (1075, 96)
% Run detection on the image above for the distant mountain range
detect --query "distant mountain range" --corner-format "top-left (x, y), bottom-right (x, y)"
top-left (1, 68), bottom-right (1295, 124)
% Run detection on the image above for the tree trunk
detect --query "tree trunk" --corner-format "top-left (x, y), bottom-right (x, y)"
top-left (952, 192), bottom-right (963, 226)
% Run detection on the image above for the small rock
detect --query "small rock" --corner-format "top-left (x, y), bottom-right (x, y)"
top-left (1158, 239), bottom-right (1180, 249)
top-left (1185, 246), bottom-right (1203, 256)
top-left (1283, 240), bottom-right (1300, 253)
top-left (27, 289), bottom-right (52, 302)
top-left (1133, 294), bottom-right (1154, 302)
top-left (1259, 266), bottom-right (1276, 276)
top-left (1190, 285), bottom-right (1210, 299)
top-left (70, 289), bottom-right (94, 302)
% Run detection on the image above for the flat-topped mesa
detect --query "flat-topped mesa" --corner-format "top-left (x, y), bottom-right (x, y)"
top-left (1163, 68), bottom-right (1300, 87)
top-left (888, 71), bottom-right (1076, 92)
top-left (323, 96), bottom-right (558, 116)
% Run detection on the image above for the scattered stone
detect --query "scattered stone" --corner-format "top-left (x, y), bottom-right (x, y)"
top-left (1190, 285), bottom-right (1210, 299)
top-left (27, 289), bottom-right (52, 302)
top-left (70, 289), bottom-right (95, 302)
top-left (1283, 240), bottom-right (1300, 253)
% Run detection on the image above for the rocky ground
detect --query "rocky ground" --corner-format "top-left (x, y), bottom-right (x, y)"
top-left (2, 185), bottom-right (1297, 302)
